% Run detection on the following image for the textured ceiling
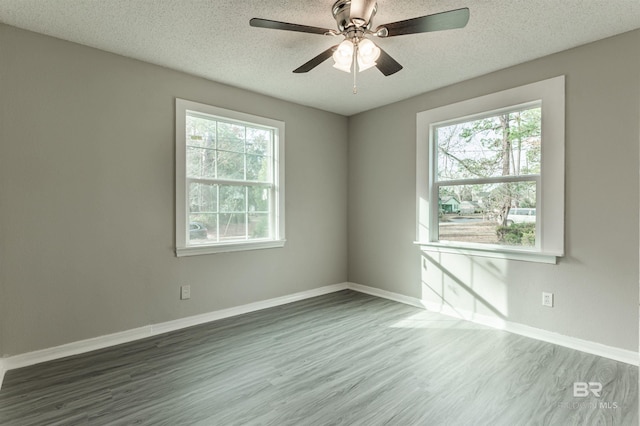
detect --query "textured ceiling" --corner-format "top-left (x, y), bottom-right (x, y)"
top-left (1, 0), bottom-right (639, 116)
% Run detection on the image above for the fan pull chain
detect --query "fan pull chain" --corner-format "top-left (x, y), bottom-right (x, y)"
top-left (353, 68), bottom-right (357, 94)
top-left (352, 42), bottom-right (358, 94)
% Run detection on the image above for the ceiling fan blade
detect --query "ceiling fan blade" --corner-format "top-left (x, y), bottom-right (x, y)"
top-left (377, 8), bottom-right (469, 37)
top-left (349, 0), bottom-right (377, 22)
top-left (375, 47), bottom-right (403, 76)
top-left (250, 18), bottom-right (334, 35)
top-left (293, 45), bottom-right (338, 73)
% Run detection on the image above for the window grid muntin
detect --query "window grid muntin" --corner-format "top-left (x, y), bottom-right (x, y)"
top-left (185, 111), bottom-right (276, 247)
top-left (433, 177), bottom-right (541, 250)
top-left (433, 103), bottom-right (542, 183)
top-left (429, 103), bottom-right (543, 249)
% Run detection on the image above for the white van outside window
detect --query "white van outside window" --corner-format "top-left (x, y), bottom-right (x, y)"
top-left (506, 208), bottom-right (536, 225)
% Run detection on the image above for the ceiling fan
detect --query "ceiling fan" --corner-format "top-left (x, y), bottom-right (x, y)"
top-left (250, 0), bottom-right (469, 78)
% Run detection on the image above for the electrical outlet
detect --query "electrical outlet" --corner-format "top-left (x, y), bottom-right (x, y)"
top-left (180, 285), bottom-right (191, 300)
top-left (542, 292), bottom-right (553, 307)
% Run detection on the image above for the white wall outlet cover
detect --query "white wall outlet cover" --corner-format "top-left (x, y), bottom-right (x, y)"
top-left (180, 285), bottom-right (191, 300)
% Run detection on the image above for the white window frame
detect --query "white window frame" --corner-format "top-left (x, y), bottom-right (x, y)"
top-left (416, 76), bottom-right (565, 264)
top-left (175, 98), bottom-right (285, 256)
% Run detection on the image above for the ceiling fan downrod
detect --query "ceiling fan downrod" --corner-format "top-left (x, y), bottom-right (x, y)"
top-left (332, 0), bottom-right (377, 33)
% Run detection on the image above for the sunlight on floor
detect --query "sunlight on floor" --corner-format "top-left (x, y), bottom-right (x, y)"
top-left (388, 311), bottom-right (491, 330)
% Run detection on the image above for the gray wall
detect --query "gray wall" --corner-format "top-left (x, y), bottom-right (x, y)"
top-left (0, 24), bottom-right (349, 356)
top-left (348, 30), bottom-right (640, 351)
top-left (1, 23), bottom-right (638, 358)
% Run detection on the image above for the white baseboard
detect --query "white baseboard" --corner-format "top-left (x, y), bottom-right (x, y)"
top-left (346, 282), bottom-right (639, 366)
top-left (0, 280), bottom-right (636, 391)
top-left (0, 282), bottom-right (349, 390)
top-left (347, 282), bottom-right (428, 309)
top-left (2, 325), bottom-right (154, 374)
top-left (151, 283), bottom-right (348, 335)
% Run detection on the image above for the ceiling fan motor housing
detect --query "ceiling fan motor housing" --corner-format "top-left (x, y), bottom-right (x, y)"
top-left (332, 0), bottom-right (377, 32)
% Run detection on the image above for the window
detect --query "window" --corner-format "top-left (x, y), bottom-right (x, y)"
top-left (416, 76), bottom-right (564, 263)
top-left (176, 99), bottom-right (285, 256)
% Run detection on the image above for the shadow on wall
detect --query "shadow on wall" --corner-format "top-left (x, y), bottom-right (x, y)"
top-left (420, 251), bottom-right (509, 328)
top-left (418, 192), bottom-right (511, 328)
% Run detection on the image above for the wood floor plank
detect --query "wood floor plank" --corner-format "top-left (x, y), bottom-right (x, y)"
top-left (0, 290), bottom-right (637, 425)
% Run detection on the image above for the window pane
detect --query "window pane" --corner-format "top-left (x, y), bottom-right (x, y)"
top-left (217, 122), bottom-right (245, 153)
top-left (246, 154), bottom-right (270, 181)
top-left (217, 151), bottom-right (245, 180)
top-left (249, 213), bottom-right (270, 239)
top-left (219, 185), bottom-right (246, 213)
top-left (246, 128), bottom-right (271, 155)
top-left (188, 214), bottom-right (217, 244)
top-left (189, 182), bottom-right (217, 213)
top-left (186, 146), bottom-right (216, 178)
top-left (219, 213), bottom-right (246, 240)
top-left (186, 114), bottom-right (216, 149)
top-left (178, 100), bottom-right (284, 252)
top-left (248, 186), bottom-right (270, 213)
top-left (436, 107), bottom-right (541, 181)
top-left (438, 181), bottom-right (537, 247)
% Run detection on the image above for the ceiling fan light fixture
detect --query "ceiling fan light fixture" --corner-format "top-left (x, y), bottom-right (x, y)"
top-left (333, 61), bottom-right (353, 73)
top-left (356, 57), bottom-right (376, 71)
top-left (332, 39), bottom-right (354, 72)
top-left (358, 38), bottom-right (380, 60)
top-left (356, 38), bottom-right (380, 71)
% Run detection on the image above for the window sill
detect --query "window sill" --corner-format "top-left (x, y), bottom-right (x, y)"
top-left (414, 241), bottom-right (560, 264)
top-left (176, 239), bottom-right (286, 257)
